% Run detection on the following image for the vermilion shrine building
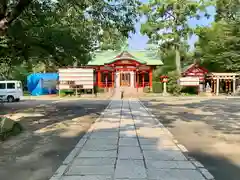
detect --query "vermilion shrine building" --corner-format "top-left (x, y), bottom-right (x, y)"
top-left (86, 50), bottom-right (163, 88)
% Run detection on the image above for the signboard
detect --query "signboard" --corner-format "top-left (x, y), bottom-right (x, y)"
top-left (100, 66), bottom-right (114, 71)
top-left (42, 79), bottom-right (57, 89)
top-left (179, 77), bottom-right (200, 86)
top-left (58, 68), bottom-right (94, 89)
top-left (120, 60), bottom-right (131, 64)
top-left (138, 65), bottom-right (150, 70)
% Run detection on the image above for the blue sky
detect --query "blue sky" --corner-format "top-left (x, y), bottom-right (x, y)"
top-left (128, 1), bottom-right (216, 50)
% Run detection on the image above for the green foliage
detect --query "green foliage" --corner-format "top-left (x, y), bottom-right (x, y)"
top-left (143, 86), bottom-right (150, 93)
top-left (181, 86), bottom-right (198, 94)
top-left (140, 0), bottom-right (210, 74)
top-left (0, 0), bottom-right (140, 80)
top-left (215, 0), bottom-right (240, 22)
top-left (194, 0), bottom-right (240, 72)
top-left (98, 88), bottom-right (105, 93)
top-left (166, 71), bottom-right (182, 95)
top-left (195, 21), bottom-right (240, 72)
top-left (152, 82), bottom-right (163, 93)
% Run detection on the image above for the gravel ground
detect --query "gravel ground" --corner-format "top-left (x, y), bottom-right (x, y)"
top-left (142, 97), bottom-right (240, 180)
top-left (0, 99), bottom-right (110, 180)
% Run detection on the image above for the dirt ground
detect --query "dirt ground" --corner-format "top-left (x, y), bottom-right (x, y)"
top-left (142, 97), bottom-right (240, 180)
top-left (0, 99), bottom-right (109, 180)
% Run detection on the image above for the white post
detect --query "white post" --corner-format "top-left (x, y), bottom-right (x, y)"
top-left (115, 72), bottom-right (120, 87)
top-left (233, 77), bottom-right (236, 94)
top-left (163, 82), bottom-right (167, 94)
top-left (130, 71), bottom-right (134, 87)
top-left (216, 78), bottom-right (219, 95)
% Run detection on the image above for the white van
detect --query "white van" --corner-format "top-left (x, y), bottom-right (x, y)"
top-left (0, 80), bottom-right (23, 102)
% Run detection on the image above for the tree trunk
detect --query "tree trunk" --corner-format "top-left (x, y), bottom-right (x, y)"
top-left (0, 17), bottom-right (8, 35)
top-left (0, 0), bottom-right (32, 35)
top-left (175, 48), bottom-right (181, 75)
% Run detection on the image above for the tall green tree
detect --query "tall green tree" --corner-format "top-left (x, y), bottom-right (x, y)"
top-left (195, 0), bottom-right (240, 72)
top-left (0, 0), bottom-right (141, 79)
top-left (140, 0), bottom-right (210, 74)
top-left (215, 0), bottom-right (240, 21)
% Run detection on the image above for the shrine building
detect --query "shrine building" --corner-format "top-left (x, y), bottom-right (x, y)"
top-left (86, 50), bottom-right (163, 89)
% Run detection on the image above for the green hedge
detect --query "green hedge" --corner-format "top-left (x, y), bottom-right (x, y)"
top-left (94, 86), bottom-right (105, 93)
top-left (152, 81), bottom-right (163, 93)
top-left (143, 86), bottom-right (150, 93)
top-left (181, 86), bottom-right (198, 94)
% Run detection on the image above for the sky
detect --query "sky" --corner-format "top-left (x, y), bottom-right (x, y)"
top-left (128, 1), bottom-right (216, 50)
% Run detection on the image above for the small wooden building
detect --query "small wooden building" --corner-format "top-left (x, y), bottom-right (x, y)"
top-left (182, 63), bottom-right (209, 92)
top-left (182, 63), bottom-right (209, 82)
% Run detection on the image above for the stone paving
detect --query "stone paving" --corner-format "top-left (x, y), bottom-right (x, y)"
top-left (50, 98), bottom-right (215, 180)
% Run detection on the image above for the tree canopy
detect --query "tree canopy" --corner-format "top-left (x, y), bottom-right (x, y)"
top-left (140, 0), bottom-right (210, 74)
top-left (195, 0), bottom-right (240, 72)
top-left (0, 0), bottom-right (141, 79)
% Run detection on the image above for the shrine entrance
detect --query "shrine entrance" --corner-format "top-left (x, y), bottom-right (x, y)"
top-left (120, 72), bottom-right (131, 87)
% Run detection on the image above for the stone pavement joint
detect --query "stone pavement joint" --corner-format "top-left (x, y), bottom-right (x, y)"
top-left (50, 98), bottom-right (215, 180)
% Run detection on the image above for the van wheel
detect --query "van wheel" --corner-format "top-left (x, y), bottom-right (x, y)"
top-left (7, 96), bottom-right (14, 102)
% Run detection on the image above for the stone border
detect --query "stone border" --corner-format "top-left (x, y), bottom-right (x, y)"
top-left (137, 99), bottom-right (215, 180)
top-left (49, 100), bottom-right (113, 180)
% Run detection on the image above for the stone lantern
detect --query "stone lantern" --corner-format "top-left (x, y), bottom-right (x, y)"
top-left (160, 75), bottom-right (168, 95)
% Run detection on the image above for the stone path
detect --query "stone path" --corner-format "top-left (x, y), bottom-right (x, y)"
top-left (50, 98), bottom-right (215, 180)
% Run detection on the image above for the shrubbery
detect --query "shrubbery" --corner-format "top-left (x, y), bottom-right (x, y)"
top-left (143, 86), bottom-right (150, 93)
top-left (152, 81), bottom-right (163, 93)
top-left (181, 86), bottom-right (198, 94)
top-left (166, 71), bottom-right (182, 95)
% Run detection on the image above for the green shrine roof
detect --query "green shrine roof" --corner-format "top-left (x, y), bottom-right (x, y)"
top-left (87, 50), bottom-right (163, 66)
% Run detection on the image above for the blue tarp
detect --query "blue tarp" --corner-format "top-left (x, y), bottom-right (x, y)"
top-left (27, 73), bottom-right (59, 96)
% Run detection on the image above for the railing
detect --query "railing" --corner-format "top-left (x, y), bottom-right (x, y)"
top-left (97, 82), bottom-right (151, 88)
top-left (99, 82), bottom-right (114, 88)
top-left (137, 82), bottom-right (150, 88)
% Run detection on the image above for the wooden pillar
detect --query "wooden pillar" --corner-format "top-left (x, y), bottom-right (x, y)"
top-left (213, 79), bottom-right (217, 95)
top-left (225, 80), bottom-right (228, 92)
top-left (211, 79), bottom-right (214, 93)
top-left (228, 80), bottom-right (231, 92)
top-left (149, 69), bottom-right (152, 88)
top-left (105, 72), bottom-right (108, 88)
top-left (97, 71), bottom-right (101, 88)
top-left (112, 71), bottom-right (114, 88)
top-left (136, 71), bottom-right (139, 88)
top-left (142, 72), bottom-right (145, 87)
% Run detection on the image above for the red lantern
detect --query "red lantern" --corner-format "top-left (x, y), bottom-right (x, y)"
top-left (160, 75), bottom-right (168, 83)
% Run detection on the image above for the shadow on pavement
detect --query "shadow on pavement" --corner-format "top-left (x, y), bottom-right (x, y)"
top-left (0, 99), bottom-right (110, 180)
top-left (141, 98), bottom-right (240, 180)
top-left (186, 151), bottom-right (240, 180)
top-left (0, 98), bottom-right (239, 180)
top-left (142, 99), bottom-right (240, 134)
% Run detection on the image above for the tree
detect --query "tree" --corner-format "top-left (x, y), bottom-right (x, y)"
top-left (0, 0), bottom-right (32, 34)
top-left (194, 0), bottom-right (240, 72)
top-left (215, 0), bottom-right (240, 21)
top-left (0, 0), bottom-right (141, 79)
top-left (0, 0), bottom-right (140, 36)
top-left (98, 28), bottom-right (128, 51)
top-left (195, 20), bottom-right (240, 72)
top-left (140, 0), bottom-right (210, 74)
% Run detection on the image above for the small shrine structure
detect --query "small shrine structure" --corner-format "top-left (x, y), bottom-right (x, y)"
top-left (182, 63), bottom-right (209, 92)
top-left (206, 73), bottom-right (239, 95)
top-left (86, 50), bottom-right (163, 89)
